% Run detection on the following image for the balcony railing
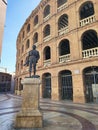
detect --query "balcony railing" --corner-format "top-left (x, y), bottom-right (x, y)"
top-left (43, 14), bottom-right (50, 22)
top-left (59, 54), bottom-right (70, 63)
top-left (58, 26), bottom-right (68, 36)
top-left (80, 15), bottom-right (96, 27)
top-left (57, 3), bottom-right (68, 12)
top-left (44, 59), bottom-right (51, 67)
top-left (43, 35), bottom-right (51, 42)
top-left (82, 47), bottom-right (98, 58)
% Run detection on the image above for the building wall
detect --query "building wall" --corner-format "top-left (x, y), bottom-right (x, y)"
top-left (0, 72), bottom-right (12, 92)
top-left (15, 0), bottom-right (98, 103)
top-left (0, 0), bottom-right (7, 61)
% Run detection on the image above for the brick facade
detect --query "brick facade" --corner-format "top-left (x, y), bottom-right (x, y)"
top-left (15, 0), bottom-right (98, 103)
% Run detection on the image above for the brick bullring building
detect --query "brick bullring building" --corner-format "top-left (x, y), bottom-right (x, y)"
top-left (15, 0), bottom-right (98, 103)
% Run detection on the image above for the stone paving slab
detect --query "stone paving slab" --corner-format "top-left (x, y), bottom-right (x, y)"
top-left (0, 94), bottom-right (98, 130)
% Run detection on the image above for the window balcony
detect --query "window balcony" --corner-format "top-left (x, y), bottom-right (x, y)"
top-left (43, 14), bottom-right (50, 22)
top-left (80, 15), bottom-right (96, 27)
top-left (44, 59), bottom-right (51, 67)
top-left (43, 35), bottom-right (51, 42)
top-left (57, 3), bottom-right (68, 12)
top-left (59, 54), bottom-right (70, 63)
top-left (58, 26), bottom-right (68, 36)
top-left (34, 24), bottom-right (39, 29)
top-left (82, 47), bottom-right (98, 58)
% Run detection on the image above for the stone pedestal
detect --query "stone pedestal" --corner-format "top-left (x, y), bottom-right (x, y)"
top-left (15, 77), bottom-right (43, 128)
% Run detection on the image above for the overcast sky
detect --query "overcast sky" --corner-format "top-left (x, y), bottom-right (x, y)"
top-left (0, 0), bottom-right (41, 73)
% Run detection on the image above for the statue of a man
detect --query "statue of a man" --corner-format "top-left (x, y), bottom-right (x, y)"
top-left (24, 45), bottom-right (40, 77)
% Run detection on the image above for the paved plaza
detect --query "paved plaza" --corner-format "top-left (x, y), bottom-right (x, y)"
top-left (0, 94), bottom-right (98, 130)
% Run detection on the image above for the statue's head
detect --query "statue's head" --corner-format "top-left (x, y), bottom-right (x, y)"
top-left (32, 45), bottom-right (36, 50)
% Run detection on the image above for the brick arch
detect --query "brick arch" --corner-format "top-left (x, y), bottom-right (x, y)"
top-left (43, 46), bottom-right (51, 60)
top-left (79, 1), bottom-right (95, 20)
top-left (82, 66), bottom-right (98, 103)
top-left (42, 72), bottom-right (51, 98)
top-left (58, 69), bottom-right (73, 100)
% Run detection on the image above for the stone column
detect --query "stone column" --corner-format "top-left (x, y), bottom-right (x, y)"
top-left (15, 77), bottom-right (43, 128)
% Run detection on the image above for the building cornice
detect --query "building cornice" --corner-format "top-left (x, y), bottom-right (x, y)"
top-left (17, 0), bottom-right (50, 39)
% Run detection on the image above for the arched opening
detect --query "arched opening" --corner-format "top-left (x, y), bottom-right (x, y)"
top-left (59, 39), bottom-right (70, 56)
top-left (57, 0), bottom-right (67, 7)
top-left (44, 46), bottom-right (51, 60)
top-left (79, 1), bottom-right (94, 20)
top-left (27, 24), bottom-right (30, 33)
top-left (83, 66), bottom-right (98, 103)
top-left (34, 15), bottom-right (38, 26)
top-left (21, 60), bottom-right (23, 69)
top-left (59, 70), bottom-right (73, 100)
top-left (42, 73), bottom-right (51, 98)
top-left (22, 45), bottom-right (24, 53)
top-left (33, 32), bottom-right (38, 44)
top-left (43, 4), bottom-right (50, 18)
top-left (82, 30), bottom-right (98, 50)
top-left (58, 14), bottom-right (68, 30)
top-left (81, 30), bottom-right (98, 58)
top-left (43, 24), bottom-right (50, 38)
top-left (26, 39), bottom-right (30, 49)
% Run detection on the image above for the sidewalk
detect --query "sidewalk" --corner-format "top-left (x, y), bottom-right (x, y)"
top-left (0, 94), bottom-right (98, 130)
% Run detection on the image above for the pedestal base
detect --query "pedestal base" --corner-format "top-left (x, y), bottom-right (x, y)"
top-left (15, 110), bottom-right (43, 128)
top-left (15, 77), bottom-right (43, 128)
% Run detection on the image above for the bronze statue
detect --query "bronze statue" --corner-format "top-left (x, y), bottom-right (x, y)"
top-left (24, 45), bottom-right (40, 77)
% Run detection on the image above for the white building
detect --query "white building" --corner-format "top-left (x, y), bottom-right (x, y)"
top-left (0, 0), bottom-right (7, 62)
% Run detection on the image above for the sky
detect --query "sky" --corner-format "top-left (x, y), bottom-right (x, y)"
top-left (0, 0), bottom-right (41, 73)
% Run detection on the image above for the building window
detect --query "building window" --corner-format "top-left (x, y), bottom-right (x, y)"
top-left (59, 70), bottom-right (73, 100)
top-left (6, 76), bottom-right (8, 81)
top-left (59, 39), bottom-right (70, 56)
top-left (44, 46), bottom-right (51, 60)
top-left (18, 49), bottom-right (20, 57)
top-left (43, 24), bottom-right (50, 38)
top-left (83, 66), bottom-right (98, 103)
top-left (81, 30), bottom-right (98, 58)
top-left (33, 32), bottom-right (38, 44)
top-left (57, 0), bottom-right (67, 7)
top-left (82, 30), bottom-right (98, 50)
top-left (26, 39), bottom-right (30, 49)
top-left (58, 14), bottom-right (68, 30)
top-left (2, 76), bottom-right (4, 82)
top-left (43, 5), bottom-right (50, 18)
top-left (80, 2), bottom-right (94, 20)
top-left (16, 63), bottom-right (19, 71)
top-left (59, 39), bottom-right (70, 62)
top-left (27, 24), bottom-right (30, 33)
top-left (34, 15), bottom-right (38, 26)
top-left (21, 60), bottom-right (23, 69)
top-left (42, 73), bottom-right (51, 98)
top-left (22, 45), bottom-right (24, 53)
